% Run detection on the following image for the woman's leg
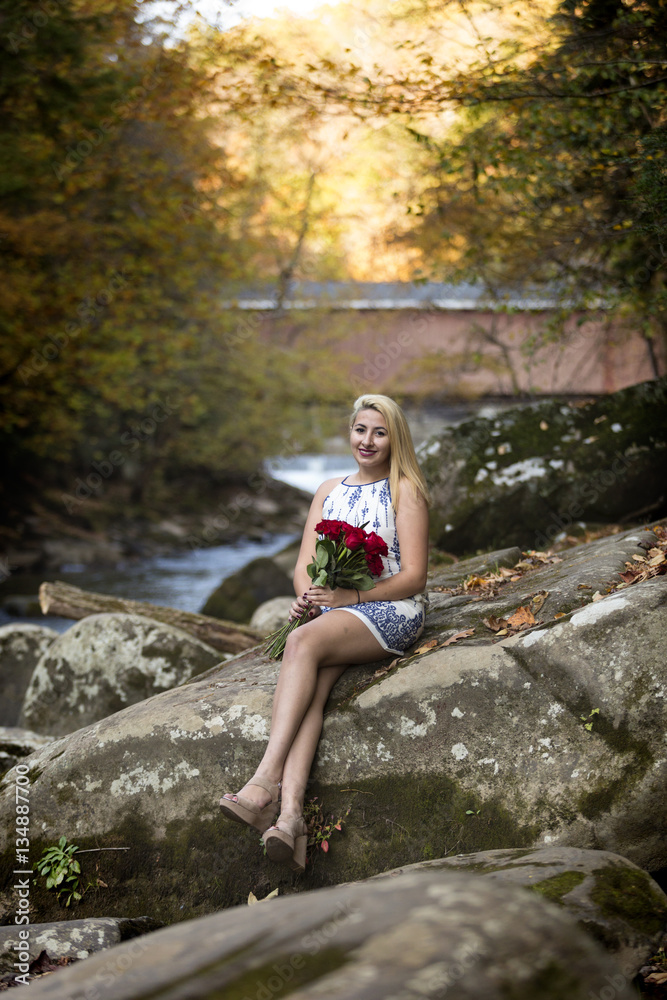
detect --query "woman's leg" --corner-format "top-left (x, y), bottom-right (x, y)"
top-left (278, 662), bottom-right (347, 818)
top-left (226, 611), bottom-right (386, 809)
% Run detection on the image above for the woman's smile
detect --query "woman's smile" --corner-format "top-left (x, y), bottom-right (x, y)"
top-left (350, 409), bottom-right (391, 477)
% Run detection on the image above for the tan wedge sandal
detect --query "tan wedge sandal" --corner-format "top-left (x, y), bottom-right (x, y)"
top-left (262, 815), bottom-right (308, 873)
top-left (219, 776), bottom-right (281, 834)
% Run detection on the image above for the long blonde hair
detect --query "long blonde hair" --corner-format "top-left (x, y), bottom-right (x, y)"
top-left (351, 394), bottom-right (430, 512)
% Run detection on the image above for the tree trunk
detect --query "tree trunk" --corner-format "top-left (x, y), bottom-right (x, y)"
top-left (38, 581), bottom-right (262, 655)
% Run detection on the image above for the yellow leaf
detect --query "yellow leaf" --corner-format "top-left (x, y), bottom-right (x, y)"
top-left (553, 612), bottom-right (566, 619)
top-left (414, 639), bottom-right (438, 655)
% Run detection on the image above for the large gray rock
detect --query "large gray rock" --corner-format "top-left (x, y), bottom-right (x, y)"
top-left (364, 846), bottom-right (667, 978)
top-left (422, 375), bottom-right (667, 555)
top-left (18, 613), bottom-right (222, 737)
top-left (0, 726), bottom-right (54, 775)
top-left (0, 526), bottom-right (665, 924)
top-left (0, 624), bottom-right (59, 726)
top-left (0, 917), bottom-right (160, 972)
top-left (17, 870), bottom-right (636, 1000)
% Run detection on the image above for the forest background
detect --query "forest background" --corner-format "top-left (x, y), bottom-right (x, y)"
top-left (1, 0), bottom-right (666, 533)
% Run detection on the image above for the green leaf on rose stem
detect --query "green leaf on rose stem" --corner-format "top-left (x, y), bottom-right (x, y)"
top-left (315, 546), bottom-right (329, 570)
top-left (314, 571), bottom-right (328, 586)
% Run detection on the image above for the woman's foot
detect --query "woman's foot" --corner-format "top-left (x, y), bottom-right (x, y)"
top-left (219, 775), bottom-right (281, 834)
top-left (262, 813), bottom-right (308, 872)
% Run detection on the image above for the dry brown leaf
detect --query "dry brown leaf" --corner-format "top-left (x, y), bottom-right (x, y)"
top-left (499, 567), bottom-right (515, 578)
top-left (463, 575), bottom-right (488, 590)
top-left (577, 583), bottom-right (591, 590)
top-left (506, 606), bottom-right (536, 628)
top-left (632, 553), bottom-right (647, 563)
top-left (496, 628), bottom-right (509, 636)
top-left (645, 972), bottom-right (667, 985)
top-left (440, 628), bottom-right (474, 647)
top-left (414, 639), bottom-right (439, 655)
top-left (510, 575), bottom-right (521, 582)
top-left (553, 612), bottom-right (566, 619)
top-left (591, 591), bottom-right (604, 601)
top-left (531, 590), bottom-right (549, 610)
top-left (483, 616), bottom-right (509, 632)
top-left (648, 551), bottom-right (666, 567)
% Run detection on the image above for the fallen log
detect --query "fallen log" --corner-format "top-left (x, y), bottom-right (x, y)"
top-left (38, 581), bottom-right (262, 655)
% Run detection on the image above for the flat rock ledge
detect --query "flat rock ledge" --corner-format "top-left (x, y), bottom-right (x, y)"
top-left (362, 846), bottom-right (667, 978)
top-left (18, 870), bottom-right (637, 1000)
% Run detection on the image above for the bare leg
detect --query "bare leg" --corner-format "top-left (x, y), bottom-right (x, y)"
top-left (224, 611), bottom-right (386, 810)
top-left (278, 662), bottom-right (347, 817)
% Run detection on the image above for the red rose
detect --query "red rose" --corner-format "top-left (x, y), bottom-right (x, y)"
top-left (343, 525), bottom-right (366, 550)
top-left (366, 553), bottom-right (385, 577)
top-left (315, 519), bottom-right (345, 540)
top-left (363, 531), bottom-right (389, 558)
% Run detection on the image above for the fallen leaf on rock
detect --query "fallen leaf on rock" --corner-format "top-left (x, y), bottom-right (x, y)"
top-left (645, 972), bottom-right (667, 985)
top-left (372, 656), bottom-right (403, 679)
top-left (414, 639), bottom-right (439, 655)
top-left (531, 590), bottom-right (549, 610)
top-left (553, 612), bottom-right (566, 619)
top-left (591, 591), bottom-right (604, 601)
top-left (577, 584), bottom-right (591, 590)
top-left (510, 575), bottom-right (521, 581)
top-left (440, 629), bottom-right (474, 647)
top-left (496, 628), bottom-right (509, 636)
top-left (506, 606), bottom-right (536, 628)
top-left (483, 616), bottom-right (510, 632)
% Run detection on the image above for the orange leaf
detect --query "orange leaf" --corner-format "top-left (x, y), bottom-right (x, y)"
top-left (553, 612), bottom-right (565, 619)
top-left (506, 606), bottom-right (536, 628)
top-left (440, 628), bottom-right (474, 647)
top-left (414, 639), bottom-right (438, 655)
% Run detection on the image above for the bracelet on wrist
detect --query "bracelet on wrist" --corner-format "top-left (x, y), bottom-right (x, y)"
top-left (355, 588), bottom-right (360, 604)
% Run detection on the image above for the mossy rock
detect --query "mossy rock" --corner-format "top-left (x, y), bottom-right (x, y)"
top-left (200, 556), bottom-right (294, 623)
top-left (422, 375), bottom-right (667, 555)
top-left (16, 870), bottom-right (638, 1000)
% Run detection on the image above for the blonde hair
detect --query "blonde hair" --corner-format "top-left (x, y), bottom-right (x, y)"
top-left (351, 394), bottom-right (430, 512)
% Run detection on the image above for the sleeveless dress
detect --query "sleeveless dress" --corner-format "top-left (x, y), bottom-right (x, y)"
top-left (320, 476), bottom-right (426, 655)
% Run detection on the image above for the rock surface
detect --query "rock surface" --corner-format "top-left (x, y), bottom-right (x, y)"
top-left (0, 726), bottom-right (53, 776)
top-left (0, 525), bottom-right (665, 923)
top-left (0, 624), bottom-right (59, 727)
top-left (364, 846), bottom-right (667, 978)
top-left (16, 870), bottom-right (636, 1000)
top-left (200, 555), bottom-right (294, 623)
top-left (250, 596), bottom-right (295, 635)
top-left (422, 375), bottom-right (667, 555)
top-left (18, 613), bottom-right (222, 737)
top-left (0, 917), bottom-right (160, 972)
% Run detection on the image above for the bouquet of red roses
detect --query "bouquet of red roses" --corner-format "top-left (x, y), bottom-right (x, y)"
top-left (264, 519), bottom-right (388, 660)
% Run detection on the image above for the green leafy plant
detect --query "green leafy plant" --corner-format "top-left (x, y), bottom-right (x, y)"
top-left (465, 809), bottom-right (481, 816)
top-left (303, 797), bottom-right (349, 857)
top-left (35, 836), bottom-right (88, 907)
top-left (580, 708), bottom-right (600, 732)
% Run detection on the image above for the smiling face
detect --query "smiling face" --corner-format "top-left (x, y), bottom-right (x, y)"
top-left (350, 408), bottom-right (391, 479)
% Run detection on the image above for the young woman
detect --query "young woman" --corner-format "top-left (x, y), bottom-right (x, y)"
top-left (220, 393), bottom-right (430, 871)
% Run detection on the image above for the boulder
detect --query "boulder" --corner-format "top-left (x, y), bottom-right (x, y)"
top-left (0, 525), bottom-right (665, 924)
top-left (19, 613), bottom-right (222, 737)
top-left (364, 846), bottom-right (667, 978)
top-left (16, 870), bottom-right (636, 1000)
top-left (0, 624), bottom-right (59, 726)
top-left (0, 727), bottom-right (54, 775)
top-left (250, 596), bottom-right (294, 636)
top-left (421, 375), bottom-right (667, 555)
top-left (0, 916), bottom-right (160, 973)
top-left (200, 555), bottom-right (294, 623)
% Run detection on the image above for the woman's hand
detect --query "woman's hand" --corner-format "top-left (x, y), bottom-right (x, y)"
top-left (288, 594), bottom-right (321, 622)
top-left (306, 585), bottom-right (360, 609)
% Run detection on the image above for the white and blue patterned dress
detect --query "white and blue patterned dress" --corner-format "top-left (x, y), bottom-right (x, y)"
top-left (320, 476), bottom-right (426, 655)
